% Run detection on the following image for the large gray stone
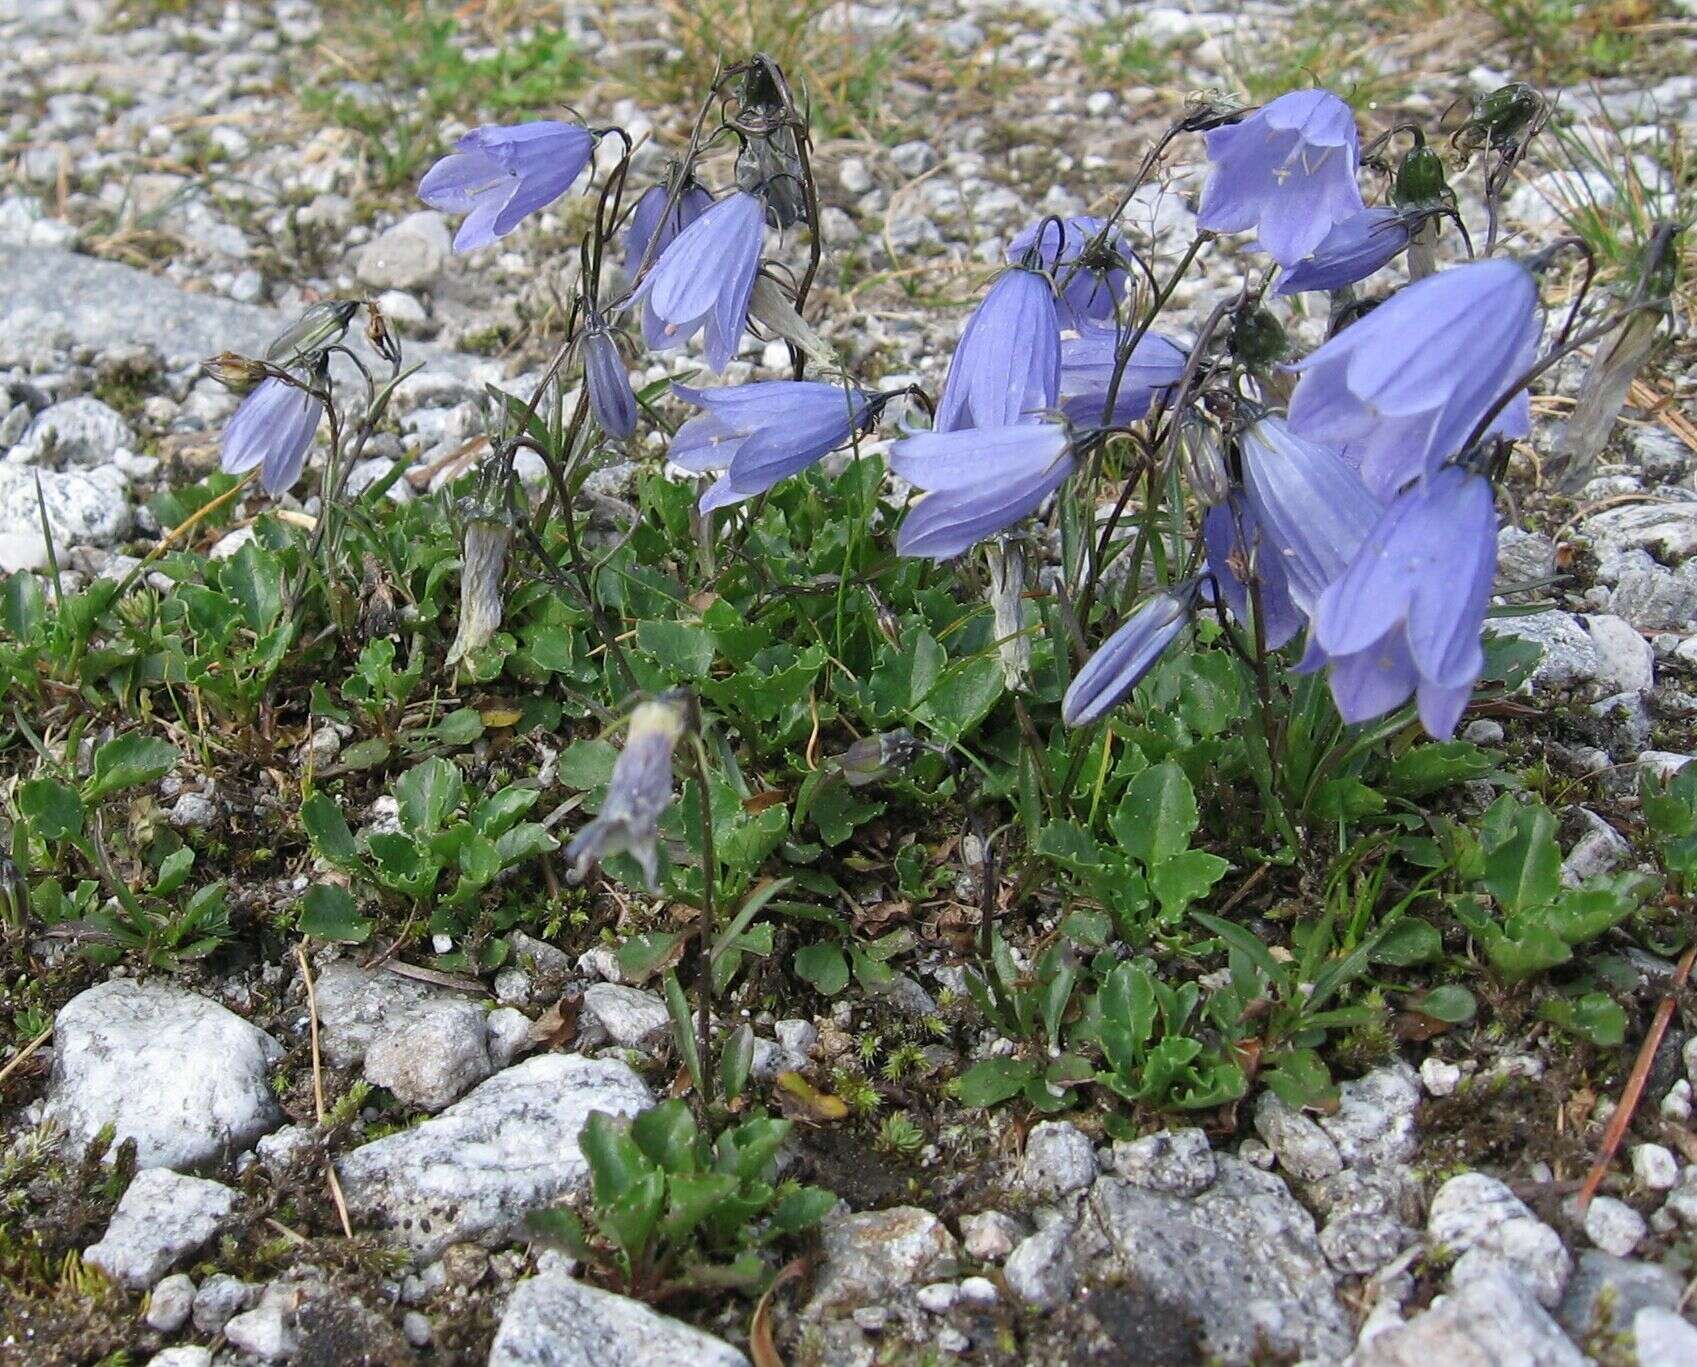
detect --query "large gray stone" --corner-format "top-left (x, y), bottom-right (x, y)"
top-left (312, 959), bottom-right (476, 1070)
top-left (1495, 613), bottom-right (1601, 694)
top-left (353, 211), bottom-right (451, 291)
top-left (1088, 1159), bottom-right (1353, 1364)
top-left (13, 395), bottom-right (135, 465)
top-left (489, 1272), bottom-right (749, 1366)
top-left (1635, 1306), bottom-right (1697, 1366)
top-left (83, 1168), bottom-right (236, 1289)
top-left (1351, 1266), bottom-right (1585, 1366)
top-left (45, 979), bottom-right (284, 1170)
top-left (577, 983), bottom-right (670, 1054)
top-left (1019, 1120), bottom-right (1098, 1201)
top-left (1253, 1091), bottom-right (1342, 1182)
top-left (1319, 1063), bottom-right (1421, 1169)
top-left (0, 464), bottom-right (131, 549)
top-left (1584, 503), bottom-right (1697, 564)
top-left (1427, 1172), bottom-right (1571, 1308)
top-left (807, 1206), bottom-right (961, 1315)
top-left (362, 999), bottom-right (492, 1111)
top-left (336, 1053), bottom-right (651, 1259)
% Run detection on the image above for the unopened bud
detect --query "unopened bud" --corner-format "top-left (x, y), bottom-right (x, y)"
top-left (202, 351), bottom-right (267, 393)
top-left (1230, 306), bottom-right (1287, 372)
top-left (445, 514), bottom-right (511, 669)
top-left (267, 299), bottom-right (360, 366)
top-left (1464, 83), bottom-right (1545, 151)
top-left (1176, 413), bottom-right (1230, 507)
top-left (1393, 144), bottom-right (1449, 208)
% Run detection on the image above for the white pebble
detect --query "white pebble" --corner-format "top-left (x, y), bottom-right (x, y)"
top-left (1632, 1143), bottom-right (1680, 1191)
top-left (1421, 1056), bottom-right (1461, 1097)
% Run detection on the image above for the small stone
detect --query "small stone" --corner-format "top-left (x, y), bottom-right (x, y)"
top-left (145, 1273), bottom-right (195, 1332)
top-left (363, 1000), bottom-right (493, 1111)
top-left (1320, 1212), bottom-right (1413, 1275)
top-left (354, 210), bottom-right (451, 290)
top-left (1682, 1033), bottom-right (1697, 1084)
top-left (1632, 1143), bottom-right (1679, 1191)
top-left (1428, 1172), bottom-right (1571, 1307)
top-left (166, 791), bottom-right (216, 829)
top-left (890, 141), bottom-right (937, 177)
top-left (1318, 1063), bottom-right (1421, 1169)
top-left (838, 158), bottom-right (874, 195)
top-left (774, 1019), bottom-right (818, 1056)
top-left (0, 465), bottom-right (132, 551)
top-left (1110, 1128), bottom-right (1217, 1196)
top-left (402, 1311), bottom-right (432, 1347)
top-left (17, 395), bottom-right (135, 465)
top-left (255, 1123), bottom-right (315, 1175)
top-left (917, 1281), bottom-right (958, 1313)
top-left (1421, 1057), bottom-right (1462, 1097)
top-left (1253, 1092), bottom-right (1343, 1182)
top-left (1355, 1265), bottom-right (1584, 1366)
top-left (936, 1326), bottom-right (970, 1354)
top-left (852, 1306), bottom-right (888, 1332)
top-left (1661, 1078), bottom-right (1692, 1123)
top-left (487, 1006), bottom-right (532, 1068)
top-left (958, 1275), bottom-right (997, 1306)
top-left (1557, 1248), bottom-right (1682, 1339)
top-left (578, 983), bottom-right (671, 1053)
top-left (490, 1272), bottom-right (749, 1365)
top-left (1020, 1121), bottom-right (1097, 1201)
top-left (1463, 719), bottom-right (1505, 745)
top-left (1499, 611), bottom-right (1601, 694)
top-left (1003, 1217), bottom-right (1080, 1311)
top-left (1635, 1305), bottom-right (1697, 1366)
top-left (192, 1273), bottom-right (259, 1334)
top-left (808, 1207), bottom-right (960, 1314)
top-left (1584, 1195), bottom-right (1646, 1256)
top-left (312, 959), bottom-right (474, 1069)
top-left (959, 1209), bottom-right (1023, 1262)
top-left (1238, 1137), bottom-right (1275, 1169)
top-left (147, 1350), bottom-right (213, 1367)
top-left (223, 1285), bottom-right (300, 1362)
top-left (1584, 614), bottom-right (1655, 692)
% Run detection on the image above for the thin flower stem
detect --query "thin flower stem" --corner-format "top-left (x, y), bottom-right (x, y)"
top-left (687, 714), bottom-right (718, 1105)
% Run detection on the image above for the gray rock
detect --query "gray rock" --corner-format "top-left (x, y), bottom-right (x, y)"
top-left (487, 1006), bottom-right (532, 1068)
top-left (1254, 1092), bottom-right (1343, 1182)
top-left (337, 1053), bottom-right (651, 1259)
top-left (1556, 1249), bottom-right (1681, 1340)
top-left (578, 983), bottom-right (670, 1053)
top-left (254, 1123), bottom-right (315, 1175)
top-left (1496, 612), bottom-right (1601, 694)
top-left (1320, 1213), bottom-right (1414, 1275)
top-left (1421, 1057), bottom-right (1462, 1097)
top-left (312, 959), bottom-right (476, 1069)
top-left (1088, 1160), bottom-right (1352, 1363)
top-left (193, 1272), bottom-right (259, 1333)
top-left (1020, 1121), bottom-right (1097, 1201)
top-left (1584, 614), bottom-right (1655, 693)
top-left (45, 979), bottom-right (283, 1170)
top-left (1609, 561), bottom-right (1697, 630)
top-left (489, 1272), bottom-right (749, 1366)
top-left (145, 1272), bottom-right (196, 1332)
top-left (147, 1350), bottom-right (212, 1367)
top-left (1635, 1305), bottom-right (1697, 1366)
top-left (1496, 525), bottom-right (1556, 591)
top-left (1003, 1214), bottom-right (1089, 1311)
top-left (1110, 1127), bottom-right (1216, 1196)
top-left (1641, 752), bottom-right (1695, 783)
top-left (774, 1018), bottom-right (818, 1057)
top-left (363, 999), bottom-right (493, 1111)
top-left (223, 1282), bottom-right (304, 1361)
top-left (0, 464), bottom-right (131, 550)
top-left (1428, 1172), bottom-right (1571, 1307)
top-left (1561, 808), bottom-right (1631, 886)
top-left (1584, 503), bottom-right (1697, 563)
top-left (1583, 1194), bottom-right (1646, 1256)
top-left (1321, 1063), bottom-right (1422, 1169)
top-left (890, 140), bottom-right (938, 177)
top-left (808, 1206), bottom-right (961, 1315)
top-left (355, 211), bottom-right (451, 291)
top-left (507, 930), bottom-right (573, 979)
top-left (1631, 1143), bottom-right (1679, 1190)
top-left (84, 1168), bottom-right (236, 1290)
top-left (959, 1209), bottom-right (1024, 1261)
top-left (15, 395), bottom-right (134, 465)
top-left (1351, 1266), bottom-right (1585, 1366)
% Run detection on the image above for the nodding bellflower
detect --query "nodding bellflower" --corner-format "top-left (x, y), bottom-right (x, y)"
top-left (891, 420), bottom-right (1073, 560)
top-left (1288, 258), bottom-right (1541, 498)
top-left (624, 177), bottom-right (714, 277)
top-left (1202, 495), bottom-right (1304, 651)
top-left (936, 267), bottom-right (1061, 432)
top-left (221, 377), bottom-right (323, 495)
top-left (1301, 463), bottom-right (1498, 740)
top-left (1062, 582), bottom-right (1202, 726)
top-left (1238, 416), bottom-right (1382, 616)
top-left (565, 697), bottom-right (688, 891)
top-left (583, 323), bottom-right (639, 439)
top-left (1274, 206), bottom-right (1413, 296)
top-left (666, 380), bottom-right (872, 512)
top-left (633, 190), bottom-right (766, 373)
top-left (1197, 89), bottom-right (1365, 268)
top-left (419, 121), bottom-right (597, 253)
top-left (1058, 325), bottom-right (1188, 424)
top-left (1006, 216), bottom-right (1133, 330)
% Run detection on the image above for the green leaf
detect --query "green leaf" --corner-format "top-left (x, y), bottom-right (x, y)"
top-left (301, 793), bottom-right (360, 870)
top-left (631, 1099), bottom-right (699, 1174)
top-left (768, 1185), bottom-right (835, 1236)
top-left (581, 1111), bottom-right (657, 1207)
top-left (1482, 803), bottom-right (1561, 915)
top-left (918, 655), bottom-right (1004, 743)
top-left (1384, 741), bottom-right (1496, 798)
top-left (1, 571), bottom-right (45, 639)
top-left (151, 846), bottom-right (195, 897)
top-left (1313, 778), bottom-right (1387, 823)
top-left (457, 831), bottom-right (502, 885)
top-left (1370, 918), bottom-right (1442, 966)
top-left (719, 1024), bottom-right (755, 1103)
top-left (1149, 849), bottom-right (1229, 917)
top-left (1113, 762), bottom-right (1199, 868)
top-left (524, 1206), bottom-right (589, 1255)
top-left (660, 1172), bottom-right (740, 1242)
top-left (557, 739), bottom-right (620, 790)
top-left (635, 619), bottom-right (716, 679)
top-left (617, 931), bottom-right (682, 982)
top-left (953, 1057), bottom-right (1037, 1107)
top-left (18, 778), bottom-right (83, 842)
top-left (394, 756), bottom-right (464, 835)
top-left (1539, 991), bottom-right (1626, 1047)
top-left (298, 883), bottom-right (372, 943)
top-left (599, 1170), bottom-right (665, 1268)
top-left (224, 540), bottom-right (284, 635)
top-left (794, 941), bottom-right (849, 996)
top-left (1415, 984), bottom-right (1477, 1023)
top-left (85, 733), bottom-right (179, 800)
top-left (338, 737), bottom-right (391, 771)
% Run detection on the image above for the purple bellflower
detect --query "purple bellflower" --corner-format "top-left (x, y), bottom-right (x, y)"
top-left (1006, 216), bottom-right (1133, 330)
top-left (565, 696), bottom-right (688, 891)
top-left (936, 267), bottom-right (1061, 432)
top-left (633, 190), bottom-right (766, 373)
top-left (221, 377), bottom-right (323, 495)
top-left (1238, 416), bottom-right (1382, 617)
top-left (666, 380), bottom-right (873, 513)
top-left (624, 177), bottom-right (714, 277)
top-left (1059, 325), bottom-right (1189, 424)
top-left (891, 420), bottom-right (1073, 560)
top-left (1301, 463), bottom-right (1498, 739)
top-left (1197, 89), bottom-right (1365, 268)
top-left (1063, 581), bottom-right (1202, 726)
top-left (1274, 206), bottom-right (1412, 296)
top-left (1288, 258), bottom-right (1540, 498)
top-left (419, 121), bottom-right (597, 253)
top-left (584, 323), bottom-right (639, 439)
top-left (1202, 494), bottom-right (1304, 650)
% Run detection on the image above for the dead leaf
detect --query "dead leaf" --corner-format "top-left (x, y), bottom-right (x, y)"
top-left (774, 1071), bottom-right (848, 1123)
top-left (527, 992), bottom-right (581, 1050)
top-left (481, 706), bottom-right (523, 728)
top-left (742, 789), bottom-right (789, 814)
top-left (750, 1257), bottom-right (807, 1367)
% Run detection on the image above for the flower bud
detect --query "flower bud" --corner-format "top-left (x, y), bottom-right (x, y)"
top-left (565, 696), bottom-right (689, 891)
top-left (266, 299), bottom-right (360, 366)
top-left (202, 352), bottom-right (268, 393)
top-left (1176, 412), bottom-right (1230, 507)
top-left (984, 540), bottom-right (1031, 691)
top-left (1062, 582), bottom-right (1200, 727)
top-left (445, 513), bottom-right (511, 669)
top-left (1466, 82), bottom-right (1545, 149)
top-left (1230, 306), bottom-right (1287, 372)
top-left (1393, 144), bottom-right (1449, 208)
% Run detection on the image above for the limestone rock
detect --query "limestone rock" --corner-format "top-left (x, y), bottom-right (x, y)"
top-left (84, 1169), bottom-right (236, 1290)
top-left (489, 1272), bottom-right (749, 1366)
top-left (807, 1207), bottom-right (961, 1315)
